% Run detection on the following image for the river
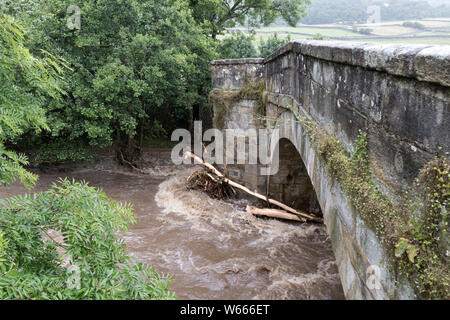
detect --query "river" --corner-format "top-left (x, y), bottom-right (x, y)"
top-left (0, 149), bottom-right (345, 300)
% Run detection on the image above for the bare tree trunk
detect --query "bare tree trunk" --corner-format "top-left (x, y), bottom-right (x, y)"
top-left (246, 206), bottom-right (307, 222)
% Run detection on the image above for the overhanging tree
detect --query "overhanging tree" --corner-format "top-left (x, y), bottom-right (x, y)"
top-left (17, 0), bottom-right (215, 164)
top-left (189, 0), bottom-right (311, 38)
top-left (0, 13), bottom-right (65, 187)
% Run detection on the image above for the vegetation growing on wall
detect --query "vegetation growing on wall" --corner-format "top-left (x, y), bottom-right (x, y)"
top-left (209, 77), bottom-right (267, 130)
top-left (404, 156), bottom-right (449, 299)
top-left (298, 118), bottom-right (449, 299)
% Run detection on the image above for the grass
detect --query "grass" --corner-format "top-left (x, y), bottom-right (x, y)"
top-left (350, 37), bottom-right (450, 45)
top-left (369, 26), bottom-right (417, 36)
top-left (251, 34), bottom-right (450, 46)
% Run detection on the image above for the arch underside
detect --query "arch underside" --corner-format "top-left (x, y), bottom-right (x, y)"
top-left (269, 138), bottom-right (322, 216)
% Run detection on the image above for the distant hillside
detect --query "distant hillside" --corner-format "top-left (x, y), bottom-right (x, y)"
top-left (301, 0), bottom-right (450, 25)
top-left (427, 0), bottom-right (450, 7)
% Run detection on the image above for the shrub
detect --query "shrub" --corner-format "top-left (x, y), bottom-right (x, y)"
top-left (403, 21), bottom-right (427, 30)
top-left (0, 179), bottom-right (176, 300)
top-left (218, 31), bottom-right (258, 59)
top-left (258, 33), bottom-right (291, 57)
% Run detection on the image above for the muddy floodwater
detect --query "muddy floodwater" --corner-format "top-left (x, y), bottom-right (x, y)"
top-left (0, 149), bottom-right (345, 300)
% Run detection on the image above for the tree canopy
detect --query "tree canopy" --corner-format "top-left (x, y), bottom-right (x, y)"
top-left (258, 33), bottom-right (291, 58)
top-left (11, 0), bottom-right (216, 163)
top-left (189, 0), bottom-right (311, 38)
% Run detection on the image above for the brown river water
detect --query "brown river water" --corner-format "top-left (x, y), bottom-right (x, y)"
top-left (0, 149), bottom-right (345, 300)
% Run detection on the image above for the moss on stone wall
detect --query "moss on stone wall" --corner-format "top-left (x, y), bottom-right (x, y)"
top-left (300, 118), bottom-right (449, 299)
top-left (209, 77), bottom-right (267, 130)
top-left (209, 90), bottom-right (240, 130)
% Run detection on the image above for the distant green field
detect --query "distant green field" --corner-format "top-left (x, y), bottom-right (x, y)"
top-left (350, 37), bottom-right (450, 45)
top-left (242, 26), bottom-right (361, 37)
top-left (228, 19), bottom-right (450, 46)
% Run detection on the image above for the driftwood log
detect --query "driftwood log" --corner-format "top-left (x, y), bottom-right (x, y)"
top-left (246, 206), bottom-right (307, 223)
top-left (184, 152), bottom-right (324, 224)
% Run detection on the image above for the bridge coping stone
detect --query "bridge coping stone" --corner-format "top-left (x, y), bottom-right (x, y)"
top-left (209, 40), bottom-right (450, 87)
top-left (211, 58), bottom-right (264, 65)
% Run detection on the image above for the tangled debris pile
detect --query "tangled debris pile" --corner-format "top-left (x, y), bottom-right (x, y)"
top-left (187, 169), bottom-right (237, 200)
top-left (185, 152), bottom-right (324, 224)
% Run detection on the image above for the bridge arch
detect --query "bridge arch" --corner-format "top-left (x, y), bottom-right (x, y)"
top-left (266, 104), bottom-right (390, 300)
top-left (268, 137), bottom-right (321, 216)
top-left (209, 41), bottom-right (449, 299)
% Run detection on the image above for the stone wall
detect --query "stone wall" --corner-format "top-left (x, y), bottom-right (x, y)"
top-left (264, 41), bottom-right (449, 203)
top-left (210, 40), bottom-right (450, 300)
top-left (210, 58), bottom-right (265, 191)
top-left (211, 58), bottom-right (264, 91)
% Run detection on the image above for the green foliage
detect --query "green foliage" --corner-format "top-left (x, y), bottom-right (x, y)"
top-left (147, 120), bottom-right (168, 140)
top-left (308, 33), bottom-right (324, 40)
top-left (395, 238), bottom-right (419, 263)
top-left (218, 31), bottom-right (258, 59)
top-left (0, 179), bottom-right (176, 300)
top-left (0, 231), bottom-right (7, 266)
top-left (15, 0), bottom-right (215, 163)
top-left (189, 0), bottom-right (311, 38)
top-left (403, 156), bottom-right (449, 299)
top-left (33, 141), bottom-right (95, 165)
top-left (0, 14), bottom-right (66, 186)
top-left (403, 21), bottom-right (427, 30)
top-left (0, 146), bottom-right (37, 188)
top-left (0, 13), bottom-right (176, 300)
top-left (258, 33), bottom-right (291, 57)
top-left (219, 32), bottom-right (291, 59)
top-left (352, 26), bottom-right (373, 35)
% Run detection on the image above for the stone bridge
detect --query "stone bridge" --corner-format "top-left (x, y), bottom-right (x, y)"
top-left (209, 40), bottom-right (449, 300)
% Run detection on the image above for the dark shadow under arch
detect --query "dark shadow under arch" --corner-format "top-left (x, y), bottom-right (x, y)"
top-left (269, 138), bottom-right (322, 216)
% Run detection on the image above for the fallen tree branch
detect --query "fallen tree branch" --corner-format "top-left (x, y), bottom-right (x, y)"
top-left (185, 152), bottom-right (323, 223)
top-left (246, 206), bottom-right (307, 223)
top-left (119, 150), bottom-right (147, 174)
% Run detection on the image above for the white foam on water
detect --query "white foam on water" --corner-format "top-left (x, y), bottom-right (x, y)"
top-left (154, 169), bottom-right (345, 299)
